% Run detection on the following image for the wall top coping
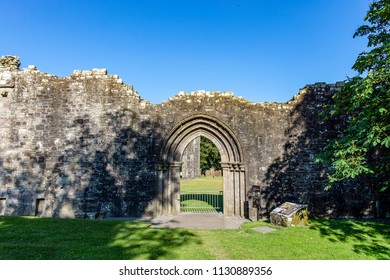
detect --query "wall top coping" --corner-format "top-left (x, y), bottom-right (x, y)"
top-left (1, 55), bottom-right (345, 106)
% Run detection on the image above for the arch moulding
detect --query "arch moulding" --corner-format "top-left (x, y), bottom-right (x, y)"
top-left (156, 114), bottom-right (247, 217)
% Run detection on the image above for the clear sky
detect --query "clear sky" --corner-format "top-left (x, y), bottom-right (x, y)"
top-left (1, 0), bottom-right (370, 104)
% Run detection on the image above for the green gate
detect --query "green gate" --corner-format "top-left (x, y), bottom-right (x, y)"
top-left (180, 191), bottom-right (223, 213)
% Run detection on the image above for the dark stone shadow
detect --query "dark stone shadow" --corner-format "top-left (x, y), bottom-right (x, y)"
top-left (0, 143), bottom-right (47, 216)
top-left (47, 109), bottom-right (164, 218)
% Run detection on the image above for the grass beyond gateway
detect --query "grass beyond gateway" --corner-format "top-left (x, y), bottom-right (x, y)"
top-left (180, 177), bottom-right (223, 192)
top-left (0, 216), bottom-right (389, 260)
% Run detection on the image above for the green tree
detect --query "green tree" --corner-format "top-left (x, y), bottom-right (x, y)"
top-left (200, 136), bottom-right (221, 175)
top-left (317, 0), bottom-right (390, 194)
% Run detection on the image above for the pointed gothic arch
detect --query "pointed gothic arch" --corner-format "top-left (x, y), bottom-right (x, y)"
top-left (156, 114), bottom-right (246, 217)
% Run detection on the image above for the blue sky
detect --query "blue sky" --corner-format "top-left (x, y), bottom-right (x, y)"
top-left (1, 0), bottom-right (370, 104)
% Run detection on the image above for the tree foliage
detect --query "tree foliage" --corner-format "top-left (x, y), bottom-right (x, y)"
top-left (317, 0), bottom-right (390, 192)
top-left (200, 136), bottom-right (221, 175)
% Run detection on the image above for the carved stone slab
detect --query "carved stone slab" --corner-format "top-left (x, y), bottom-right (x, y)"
top-left (270, 202), bottom-right (308, 227)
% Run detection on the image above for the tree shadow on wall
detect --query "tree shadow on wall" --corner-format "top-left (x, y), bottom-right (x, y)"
top-left (49, 108), bottom-right (164, 218)
top-left (0, 144), bottom-right (47, 216)
top-left (260, 85), bottom-right (376, 218)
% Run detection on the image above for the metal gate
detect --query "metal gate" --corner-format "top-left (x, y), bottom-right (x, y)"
top-left (180, 191), bottom-right (223, 213)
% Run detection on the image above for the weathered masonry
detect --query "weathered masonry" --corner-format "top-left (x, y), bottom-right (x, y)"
top-left (181, 137), bottom-right (201, 180)
top-left (0, 56), bottom-right (388, 219)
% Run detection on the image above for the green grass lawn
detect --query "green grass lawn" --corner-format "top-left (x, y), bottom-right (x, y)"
top-left (0, 216), bottom-right (389, 260)
top-left (180, 176), bottom-right (222, 192)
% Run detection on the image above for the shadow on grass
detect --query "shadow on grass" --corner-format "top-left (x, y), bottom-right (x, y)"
top-left (309, 219), bottom-right (390, 259)
top-left (0, 216), bottom-right (201, 260)
top-left (109, 221), bottom-right (202, 259)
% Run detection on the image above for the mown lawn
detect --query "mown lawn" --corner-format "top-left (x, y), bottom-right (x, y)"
top-left (0, 216), bottom-right (389, 260)
top-left (181, 177), bottom-right (222, 192)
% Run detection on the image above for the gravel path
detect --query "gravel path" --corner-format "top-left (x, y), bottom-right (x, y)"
top-left (150, 213), bottom-right (250, 229)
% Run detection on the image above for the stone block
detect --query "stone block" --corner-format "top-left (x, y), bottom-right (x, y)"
top-left (0, 56), bottom-right (20, 71)
top-left (0, 71), bottom-right (15, 87)
top-left (92, 68), bottom-right (107, 75)
top-left (248, 207), bottom-right (258, 221)
top-left (270, 202), bottom-right (308, 227)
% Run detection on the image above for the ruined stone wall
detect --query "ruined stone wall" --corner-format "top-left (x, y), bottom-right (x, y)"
top-left (0, 56), bottom-right (159, 218)
top-left (181, 137), bottom-right (201, 179)
top-left (1, 56), bottom-right (386, 219)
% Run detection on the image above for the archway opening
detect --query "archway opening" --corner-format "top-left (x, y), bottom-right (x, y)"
top-left (157, 114), bottom-right (246, 217)
top-left (180, 136), bottom-right (223, 213)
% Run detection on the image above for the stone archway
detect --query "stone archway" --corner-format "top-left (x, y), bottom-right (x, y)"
top-left (156, 114), bottom-right (246, 217)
